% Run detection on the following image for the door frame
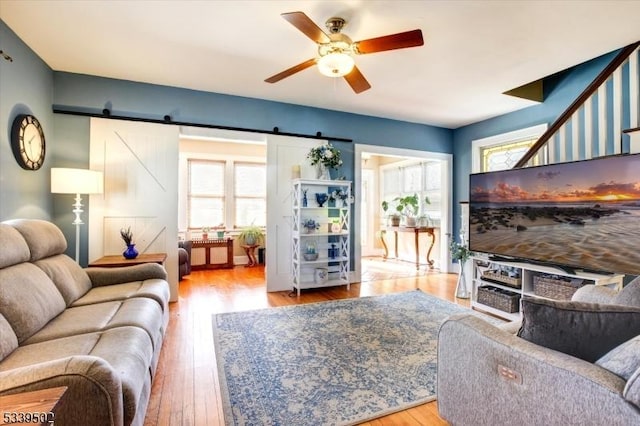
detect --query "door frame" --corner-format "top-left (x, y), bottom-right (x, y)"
top-left (353, 144), bottom-right (454, 279)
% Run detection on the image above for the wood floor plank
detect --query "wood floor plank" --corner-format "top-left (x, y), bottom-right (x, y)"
top-left (145, 258), bottom-right (462, 425)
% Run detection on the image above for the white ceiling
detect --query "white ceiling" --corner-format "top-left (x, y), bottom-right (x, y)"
top-left (2, 0), bottom-right (640, 129)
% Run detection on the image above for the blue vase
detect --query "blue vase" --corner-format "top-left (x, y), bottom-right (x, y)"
top-left (315, 193), bottom-right (328, 207)
top-left (123, 244), bottom-right (139, 259)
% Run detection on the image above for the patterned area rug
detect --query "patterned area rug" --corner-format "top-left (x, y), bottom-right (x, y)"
top-left (212, 290), bottom-right (490, 425)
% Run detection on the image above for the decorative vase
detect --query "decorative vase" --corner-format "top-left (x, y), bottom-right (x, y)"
top-left (390, 216), bottom-right (401, 227)
top-left (315, 193), bottom-right (328, 207)
top-left (302, 191), bottom-right (308, 207)
top-left (316, 163), bottom-right (331, 180)
top-left (455, 260), bottom-right (470, 299)
top-left (405, 217), bottom-right (416, 228)
top-left (314, 268), bottom-right (328, 285)
top-left (123, 244), bottom-right (139, 260)
top-left (217, 231), bottom-right (225, 238)
top-left (202, 233), bottom-right (208, 240)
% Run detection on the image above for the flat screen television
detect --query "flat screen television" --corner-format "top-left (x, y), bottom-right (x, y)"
top-left (468, 153), bottom-right (640, 276)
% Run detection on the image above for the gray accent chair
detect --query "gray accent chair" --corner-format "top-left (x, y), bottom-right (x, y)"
top-left (438, 279), bottom-right (640, 425)
top-left (178, 240), bottom-right (192, 280)
top-left (0, 219), bottom-right (170, 426)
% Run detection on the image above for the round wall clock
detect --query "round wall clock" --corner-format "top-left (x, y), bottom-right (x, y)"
top-left (11, 114), bottom-right (46, 170)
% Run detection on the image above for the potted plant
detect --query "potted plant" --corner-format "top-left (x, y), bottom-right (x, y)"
top-left (329, 189), bottom-right (352, 207)
top-left (238, 225), bottom-right (264, 246)
top-left (449, 234), bottom-right (473, 299)
top-left (120, 226), bottom-right (138, 259)
top-left (302, 218), bottom-right (321, 233)
top-left (307, 143), bottom-right (343, 179)
top-left (213, 223), bottom-right (225, 238)
top-left (201, 226), bottom-right (211, 240)
top-left (393, 194), bottom-right (430, 227)
top-left (382, 200), bottom-right (401, 226)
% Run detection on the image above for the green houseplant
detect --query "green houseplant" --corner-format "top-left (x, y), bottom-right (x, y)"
top-left (238, 225), bottom-right (264, 246)
top-left (393, 194), bottom-right (430, 227)
top-left (381, 200), bottom-right (401, 226)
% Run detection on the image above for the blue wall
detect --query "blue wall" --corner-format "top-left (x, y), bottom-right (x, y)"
top-left (2, 16), bottom-right (626, 267)
top-left (450, 49), bottom-right (619, 239)
top-left (0, 20), bottom-right (54, 221)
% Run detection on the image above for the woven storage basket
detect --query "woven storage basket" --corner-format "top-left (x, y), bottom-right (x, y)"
top-left (533, 275), bottom-right (586, 300)
top-left (481, 270), bottom-right (522, 289)
top-left (477, 286), bottom-right (520, 313)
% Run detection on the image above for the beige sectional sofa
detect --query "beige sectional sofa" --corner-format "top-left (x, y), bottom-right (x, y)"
top-left (0, 219), bottom-right (170, 426)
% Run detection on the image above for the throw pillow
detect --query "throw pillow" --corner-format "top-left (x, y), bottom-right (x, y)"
top-left (596, 335), bottom-right (640, 380)
top-left (517, 296), bottom-right (640, 363)
top-left (614, 276), bottom-right (640, 308)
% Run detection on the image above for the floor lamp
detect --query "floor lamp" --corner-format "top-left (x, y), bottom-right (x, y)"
top-left (51, 168), bottom-right (104, 263)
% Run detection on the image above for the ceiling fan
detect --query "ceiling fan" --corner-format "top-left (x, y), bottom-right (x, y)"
top-left (265, 11), bottom-right (424, 94)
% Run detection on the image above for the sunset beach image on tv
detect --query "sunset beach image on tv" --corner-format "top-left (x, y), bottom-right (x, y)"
top-left (468, 153), bottom-right (640, 275)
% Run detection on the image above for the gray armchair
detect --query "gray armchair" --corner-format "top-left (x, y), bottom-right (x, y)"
top-left (437, 280), bottom-right (640, 425)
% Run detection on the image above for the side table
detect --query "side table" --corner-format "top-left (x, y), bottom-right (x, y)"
top-left (88, 253), bottom-right (167, 268)
top-left (241, 244), bottom-right (259, 267)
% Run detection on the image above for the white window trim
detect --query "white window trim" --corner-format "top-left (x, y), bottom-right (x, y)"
top-left (471, 123), bottom-right (548, 173)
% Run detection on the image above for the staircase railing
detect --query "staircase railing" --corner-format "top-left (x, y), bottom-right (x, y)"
top-left (514, 41), bottom-right (640, 169)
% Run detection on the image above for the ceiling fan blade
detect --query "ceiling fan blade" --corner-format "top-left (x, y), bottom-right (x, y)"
top-left (265, 58), bottom-right (318, 84)
top-left (344, 66), bottom-right (371, 94)
top-left (354, 29), bottom-right (424, 54)
top-left (281, 11), bottom-right (331, 44)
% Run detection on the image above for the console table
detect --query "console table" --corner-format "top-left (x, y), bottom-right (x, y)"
top-left (88, 253), bottom-right (167, 268)
top-left (191, 238), bottom-right (234, 270)
top-left (380, 226), bottom-right (436, 270)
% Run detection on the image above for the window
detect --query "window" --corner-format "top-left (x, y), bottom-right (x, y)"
top-left (480, 138), bottom-right (538, 171)
top-left (188, 160), bottom-right (225, 228)
top-left (381, 160), bottom-right (442, 220)
top-left (234, 162), bottom-right (266, 227)
top-left (472, 124), bottom-right (547, 173)
top-left (187, 159), bottom-right (266, 229)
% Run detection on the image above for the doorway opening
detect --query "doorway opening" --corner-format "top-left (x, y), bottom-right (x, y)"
top-left (354, 144), bottom-right (453, 283)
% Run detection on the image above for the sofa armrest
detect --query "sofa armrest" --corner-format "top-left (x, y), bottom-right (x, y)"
top-left (437, 314), bottom-right (638, 425)
top-left (84, 263), bottom-right (167, 287)
top-left (572, 284), bottom-right (618, 304)
top-left (0, 356), bottom-right (124, 426)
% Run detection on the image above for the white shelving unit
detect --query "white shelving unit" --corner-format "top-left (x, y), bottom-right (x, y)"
top-left (470, 256), bottom-right (624, 321)
top-left (292, 179), bottom-right (351, 296)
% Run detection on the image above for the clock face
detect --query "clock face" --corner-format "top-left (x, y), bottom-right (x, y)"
top-left (11, 114), bottom-right (46, 170)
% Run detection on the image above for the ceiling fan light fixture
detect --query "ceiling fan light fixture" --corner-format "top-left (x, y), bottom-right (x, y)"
top-left (317, 52), bottom-right (355, 78)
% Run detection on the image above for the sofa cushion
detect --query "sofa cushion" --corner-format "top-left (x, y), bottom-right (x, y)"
top-left (614, 276), bottom-right (640, 308)
top-left (0, 326), bottom-right (153, 425)
top-left (24, 298), bottom-right (164, 351)
top-left (517, 296), bottom-right (640, 362)
top-left (0, 314), bottom-right (18, 361)
top-left (0, 224), bottom-right (30, 269)
top-left (35, 254), bottom-right (92, 305)
top-left (72, 279), bottom-right (170, 312)
top-left (596, 335), bottom-right (640, 380)
top-left (5, 219), bottom-right (67, 262)
top-left (0, 263), bottom-right (66, 343)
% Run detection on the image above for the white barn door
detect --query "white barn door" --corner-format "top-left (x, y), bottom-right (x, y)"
top-left (266, 135), bottom-right (324, 292)
top-left (89, 118), bottom-right (180, 301)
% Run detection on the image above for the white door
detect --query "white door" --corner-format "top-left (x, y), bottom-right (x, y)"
top-left (89, 118), bottom-right (180, 301)
top-left (266, 135), bottom-right (324, 292)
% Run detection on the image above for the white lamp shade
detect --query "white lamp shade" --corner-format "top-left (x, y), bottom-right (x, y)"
top-left (317, 52), bottom-right (355, 78)
top-left (51, 168), bottom-right (104, 194)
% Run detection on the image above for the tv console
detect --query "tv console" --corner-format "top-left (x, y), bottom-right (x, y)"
top-left (471, 255), bottom-right (624, 321)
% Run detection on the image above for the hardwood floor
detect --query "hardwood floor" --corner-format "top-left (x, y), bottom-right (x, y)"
top-left (144, 260), bottom-right (465, 425)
